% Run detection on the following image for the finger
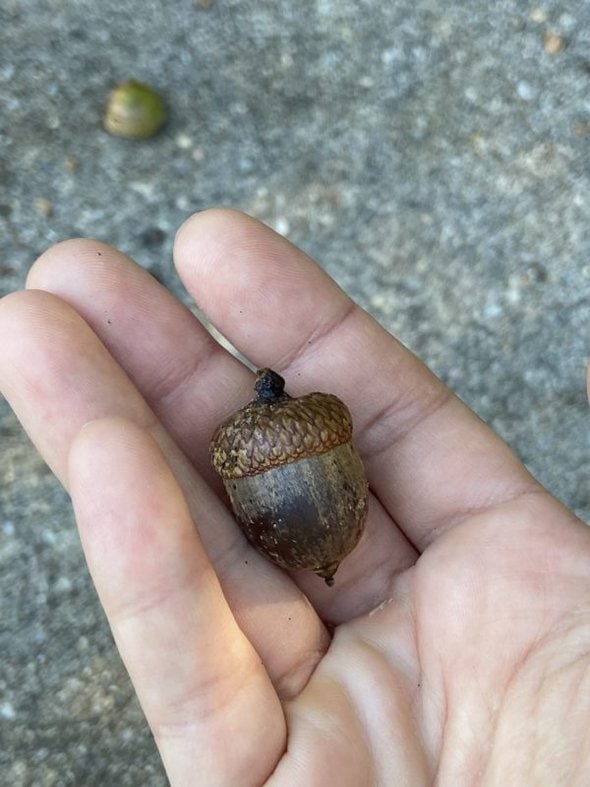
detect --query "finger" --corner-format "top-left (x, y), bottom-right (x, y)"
top-left (26, 238), bottom-right (418, 621)
top-left (174, 209), bottom-right (540, 550)
top-left (0, 290), bottom-right (328, 690)
top-left (69, 417), bottom-right (285, 785)
top-left (26, 239), bottom-right (251, 490)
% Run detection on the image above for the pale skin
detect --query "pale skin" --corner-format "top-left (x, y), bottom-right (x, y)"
top-left (1, 210), bottom-right (589, 786)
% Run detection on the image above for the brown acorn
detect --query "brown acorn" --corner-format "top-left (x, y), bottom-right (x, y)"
top-left (210, 369), bottom-right (368, 586)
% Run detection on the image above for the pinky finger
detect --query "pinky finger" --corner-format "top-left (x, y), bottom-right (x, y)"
top-left (68, 417), bottom-right (285, 785)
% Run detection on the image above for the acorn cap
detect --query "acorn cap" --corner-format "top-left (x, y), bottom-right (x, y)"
top-left (210, 369), bottom-right (353, 480)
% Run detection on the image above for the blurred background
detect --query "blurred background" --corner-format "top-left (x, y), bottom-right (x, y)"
top-left (1, 0), bottom-right (588, 783)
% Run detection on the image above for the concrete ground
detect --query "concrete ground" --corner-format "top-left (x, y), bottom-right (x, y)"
top-left (1, 0), bottom-right (588, 783)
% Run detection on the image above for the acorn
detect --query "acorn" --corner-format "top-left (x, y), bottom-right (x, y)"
top-left (210, 369), bottom-right (369, 586)
top-left (103, 80), bottom-right (166, 139)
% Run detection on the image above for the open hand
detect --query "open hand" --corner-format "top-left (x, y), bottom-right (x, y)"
top-left (1, 210), bottom-right (588, 785)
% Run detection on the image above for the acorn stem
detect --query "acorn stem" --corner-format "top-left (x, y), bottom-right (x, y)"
top-left (255, 368), bottom-right (290, 402)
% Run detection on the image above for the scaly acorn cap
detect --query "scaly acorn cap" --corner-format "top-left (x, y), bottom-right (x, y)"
top-left (210, 368), bottom-right (353, 480)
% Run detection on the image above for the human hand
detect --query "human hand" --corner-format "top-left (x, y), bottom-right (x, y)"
top-left (1, 210), bottom-right (588, 786)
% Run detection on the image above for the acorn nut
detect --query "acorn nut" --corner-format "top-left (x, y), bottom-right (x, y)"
top-left (210, 369), bottom-right (369, 586)
top-left (103, 80), bottom-right (166, 139)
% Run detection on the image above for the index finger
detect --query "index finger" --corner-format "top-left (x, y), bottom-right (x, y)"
top-left (174, 210), bottom-right (540, 550)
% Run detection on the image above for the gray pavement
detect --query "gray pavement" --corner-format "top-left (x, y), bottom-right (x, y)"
top-left (1, 0), bottom-right (589, 784)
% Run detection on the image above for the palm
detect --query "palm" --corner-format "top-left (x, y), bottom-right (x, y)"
top-left (1, 210), bottom-right (588, 785)
top-left (275, 496), bottom-right (589, 785)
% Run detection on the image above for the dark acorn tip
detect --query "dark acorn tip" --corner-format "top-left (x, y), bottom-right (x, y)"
top-left (255, 368), bottom-right (286, 402)
top-left (318, 561), bottom-right (339, 587)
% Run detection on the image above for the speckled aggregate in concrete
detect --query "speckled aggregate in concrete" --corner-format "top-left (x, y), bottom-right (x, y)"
top-left (1, 1), bottom-right (589, 784)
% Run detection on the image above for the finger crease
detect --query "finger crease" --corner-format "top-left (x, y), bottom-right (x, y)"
top-left (150, 329), bottom-right (217, 409)
top-left (420, 484), bottom-right (548, 549)
top-left (275, 646), bottom-right (329, 701)
top-left (151, 649), bottom-right (262, 734)
top-left (273, 298), bottom-right (358, 373)
top-left (358, 385), bottom-right (454, 460)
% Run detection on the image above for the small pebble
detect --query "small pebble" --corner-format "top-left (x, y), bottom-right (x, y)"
top-left (33, 627), bottom-right (47, 644)
top-left (517, 81), bottom-right (536, 102)
top-left (175, 132), bottom-right (192, 149)
top-left (2, 521), bottom-right (15, 536)
top-left (40, 529), bottom-right (57, 546)
top-left (34, 197), bottom-right (53, 218)
top-left (64, 155), bottom-right (80, 173)
top-left (281, 52), bottom-right (294, 69)
top-left (544, 31), bottom-right (565, 55)
top-left (573, 121), bottom-right (590, 137)
top-left (238, 157), bottom-right (254, 173)
top-left (274, 216), bottom-right (290, 236)
top-left (530, 8), bottom-right (548, 23)
top-left (1, 63), bottom-right (15, 80)
top-left (0, 702), bottom-right (16, 720)
top-left (484, 299), bottom-right (503, 320)
top-left (54, 576), bottom-right (72, 594)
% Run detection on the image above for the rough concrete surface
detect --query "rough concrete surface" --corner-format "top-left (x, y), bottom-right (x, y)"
top-left (1, 0), bottom-right (589, 783)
